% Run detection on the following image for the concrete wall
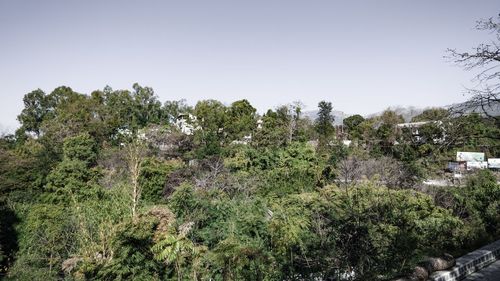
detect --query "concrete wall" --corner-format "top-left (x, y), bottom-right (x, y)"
top-left (429, 239), bottom-right (500, 281)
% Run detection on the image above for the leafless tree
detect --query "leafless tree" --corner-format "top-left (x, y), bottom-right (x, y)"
top-left (356, 156), bottom-right (417, 189)
top-left (336, 157), bottom-right (361, 186)
top-left (333, 156), bottom-right (418, 189)
top-left (447, 16), bottom-right (500, 121)
top-left (124, 137), bottom-right (148, 218)
top-left (194, 156), bottom-right (225, 190)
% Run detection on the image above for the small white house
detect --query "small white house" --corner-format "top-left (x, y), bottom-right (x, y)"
top-left (488, 158), bottom-right (500, 169)
top-left (175, 114), bottom-right (200, 135)
top-left (257, 119), bottom-right (263, 129)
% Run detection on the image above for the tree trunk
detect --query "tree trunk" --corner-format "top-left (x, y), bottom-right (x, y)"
top-left (127, 139), bottom-right (144, 218)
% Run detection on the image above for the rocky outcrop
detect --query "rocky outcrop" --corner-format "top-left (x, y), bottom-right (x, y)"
top-left (392, 254), bottom-right (456, 281)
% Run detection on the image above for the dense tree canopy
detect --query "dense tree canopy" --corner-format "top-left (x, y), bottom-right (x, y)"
top-left (1, 81), bottom-right (499, 281)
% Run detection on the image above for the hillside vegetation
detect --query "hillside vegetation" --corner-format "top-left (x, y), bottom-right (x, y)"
top-left (0, 85), bottom-right (499, 280)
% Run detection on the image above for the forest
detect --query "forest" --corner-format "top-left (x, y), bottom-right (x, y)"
top-left (1, 13), bottom-right (500, 281)
top-left (0, 80), bottom-right (498, 280)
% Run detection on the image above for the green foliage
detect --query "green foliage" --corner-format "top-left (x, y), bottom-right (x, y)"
top-left (16, 89), bottom-right (50, 137)
top-left (81, 215), bottom-right (165, 281)
top-left (4, 85), bottom-right (500, 280)
top-left (225, 99), bottom-right (257, 141)
top-left (45, 134), bottom-right (102, 203)
top-left (0, 140), bottom-right (48, 196)
top-left (45, 160), bottom-right (100, 200)
top-left (0, 201), bottom-right (18, 275)
top-left (264, 143), bottom-right (319, 195)
top-left (152, 221), bottom-right (208, 281)
top-left (7, 204), bottom-right (76, 280)
top-left (139, 158), bottom-right (183, 204)
top-left (162, 99), bottom-right (191, 123)
top-left (224, 142), bottom-right (320, 195)
top-left (193, 100), bottom-right (228, 157)
top-left (327, 140), bottom-right (349, 165)
top-left (343, 114), bottom-right (365, 139)
top-left (168, 185), bottom-right (280, 280)
top-left (321, 184), bottom-right (462, 279)
top-left (315, 101), bottom-right (335, 147)
top-left (131, 83), bottom-right (163, 127)
top-left (268, 195), bottom-right (311, 256)
top-left (418, 122), bottom-right (444, 144)
top-left (40, 87), bottom-right (97, 143)
top-left (253, 106), bottom-right (293, 148)
top-left (412, 108), bottom-right (449, 122)
top-left (168, 183), bottom-right (199, 222)
top-left (435, 170), bottom-right (500, 250)
top-left (62, 133), bottom-right (97, 164)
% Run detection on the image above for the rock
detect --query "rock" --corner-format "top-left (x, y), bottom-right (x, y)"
top-left (392, 254), bottom-right (455, 281)
top-left (428, 253), bottom-right (455, 271)
top-left (411, 266), bottom-right (429, 281)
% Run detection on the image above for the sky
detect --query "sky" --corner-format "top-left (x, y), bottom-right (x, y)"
top-left (1, 0), bottom-right (499, 133)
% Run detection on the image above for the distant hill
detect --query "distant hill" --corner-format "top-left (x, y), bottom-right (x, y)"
top-left (303, 110), bottom-right (348, 126)
top-left (304, 106), bottom-right (425, 125)
top-left (447, 100), bottom-right (500, 117)
top-left (365, 106), bottom-right (425, 122)
top-left (303, 101), bottom-right (499, 126)
top-left (370, 102), bottom-right (500, 121)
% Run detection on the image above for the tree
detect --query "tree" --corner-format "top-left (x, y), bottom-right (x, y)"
top-left (375, 110), bottom-right (404, 152)
top-left (100, 87), bottom-right (136, 131)
top-left (81, 211), bottom-right (167, 280)
top-left (343, 114), bottom-right (365, 139)
top-left (225, 99), bottom-right (257, 141)
top-left (253, 104), bottom-right (302, 147)
top-left (124, 137), bottom-right (148, 218)
top-left (193, 100), bottom-right (228, 157)
top-left (132, 83), bottom-right (163, 127)
top-left (411, 108), bottom-right (449, 122)
top-left (0, 200), bottom-right (18, 276)
top-left (139, 158), bottom-right (182, 204)
top-left (284, 102), bottom-right (304, 143)
top-left (62, 133), bottom-right (97, 164)
top-left (163, 99), bottom-right (191, 123)
top-left (194, 100), bottom-right (227, 134)
top-left (435, 170), bottom-right (500, 248)
top-left (343, 114), bottom-right (364, 131)
top-left (447, 16), bottom-right (500, 121)
top-left (45, 133), bottom-right (100, 203)
top-left (315, 101), bottom-right (335, 148)
top-left (8, 204), bottom-right (76, 279)
top-left (152, 222), bottom-right (204, 281)
top-left (16, 89), bottom-right (50, 138)
top-left (39, 87), bottom-right (96, 146)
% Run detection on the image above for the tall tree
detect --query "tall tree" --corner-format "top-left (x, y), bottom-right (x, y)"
top-left (132, 83), bottom-right (162, 127)
top-left (45, 133), bottom-right (100, 203)
top-left (124, 137), bottom-right (148, 218)
top-left (17, 89), bottom-right (50, 138)
top-left (375, 110), bottom-right (405, 152)
top-left (343, 114), bottom-right (365, 139)
top-left (225, 99), bottom-right (257, 141)
top-left (253, 106), bottom-right (294, 147)
top-left (315, 101), bottom-right (335, 147)
top-left (40, 87), bottom-right (95, 145)
top-left (193, 100), bottom-right (228, 156)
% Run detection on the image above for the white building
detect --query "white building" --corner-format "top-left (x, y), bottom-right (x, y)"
top-left (175, 114), bottom-right (200, 135)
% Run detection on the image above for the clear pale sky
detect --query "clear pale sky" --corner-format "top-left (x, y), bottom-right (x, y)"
top-left (1, 0), bottom-right (499, 133)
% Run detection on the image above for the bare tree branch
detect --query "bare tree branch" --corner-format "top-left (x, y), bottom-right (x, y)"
top-left (447, 15), bottom-right (500, 121)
